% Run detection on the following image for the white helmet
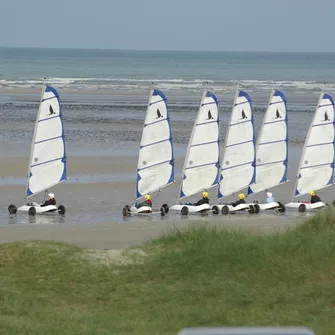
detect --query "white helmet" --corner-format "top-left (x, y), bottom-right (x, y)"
top-left (48, 193), bottom-right (55, 199)
top-left (266, 192), bottom-right (272, 198)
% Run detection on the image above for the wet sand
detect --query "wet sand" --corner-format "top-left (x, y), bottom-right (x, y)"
top-left (0, 215), bottom-right (305, 249)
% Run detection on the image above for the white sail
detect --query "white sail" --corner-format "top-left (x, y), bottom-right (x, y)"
top-left (179, 90), bottom-right (220, 199)
top-left (136, 89), bottom-right (174, 199)
top-left (218, 90), bottom-right (255, 199)
top-left (293, 92), bottom-right (335, 198)
top-left (248, 89), bottom-right (288, 195)
top-left (26, 85), bottom-right (67, 198)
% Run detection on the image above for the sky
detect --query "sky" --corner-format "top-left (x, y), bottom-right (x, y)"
top-left (1, 0), bottom-right (335, 52)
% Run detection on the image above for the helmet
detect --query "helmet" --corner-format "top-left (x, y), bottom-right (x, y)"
top-left (266, 192), bottom-right (272, 198)
top-left (48, 193), bottom-right (55, 199)
top-left (238, 193), bottom-right (245, 200)
top-left (202, 191), bottom-right (209, 198)
top-left (309, 190), bottom-right (316, 196)
top-left (144, 194), bottom-right (151, 201)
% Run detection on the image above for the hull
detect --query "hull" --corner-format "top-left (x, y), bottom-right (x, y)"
top-left (285, 201), bottom-right (326, 212)
top-left (8, 203), bottom-right (66, 215)
top-left (170, 203), bottom-right (211, 215)
top-left (211, 203), bottom-right (257, 215)
top-left (122, 204), bottom-right (169, 217)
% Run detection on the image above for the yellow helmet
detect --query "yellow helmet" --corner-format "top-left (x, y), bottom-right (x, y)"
top-left (309, 190), bottom-right (316, 196)
top-left (238, 193), bottom-right (245, 200)
top-left (144, 194), bottom-right (151, 201)
top-left (202, 191), bottom-right (209, 198)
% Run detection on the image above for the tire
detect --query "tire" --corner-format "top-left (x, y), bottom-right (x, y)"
top-left (160, 206), bottom-right (165, 216)
top-left (212, 205), bottom-right (219, 215)
top-left (298, 203), bottom-right (306, 213)
top-left (28, 206), bottom-right (36, 216)
top-left (254, 204), bottom-right (260, 214)
top-left (221, 205), bottom-right (229, 215)
top-left (122, 205), bottom-right (130, 217)
top-left (277, 202), bottom-right (285, 213)
top-left (248, 205), bottom-right (255, 214)
top-left (8, 204), bottom-right (17, 214)
top-left (162, 204), bottom-right (169, 214)
top-left (181, 206), bottom-right (189, 216)
top-left (58, 205), bottom-right (66, 215)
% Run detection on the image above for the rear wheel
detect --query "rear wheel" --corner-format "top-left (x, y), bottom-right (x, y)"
top-left (277, 202), bottom-right (285, 213)
top-left (28, 206), bottom-right (36, 216)
top-left (181, 206), bottom-right (189, 216)
top-left (8, 204), bottom-right (17, 214)
top-left (298, 203), bottom-right (306, 213)
top-left (248, 205), bottom-right (255, 214)
top-left (122, 205), bottom-right (130, 217)
top-left (221, 205), bottom-right (229, 215)
top-left (253, 204), bottom-right (260, 214)
top-left (212, 205), bottom-right (219, 215)
top-left (58, 205), bottom-right (66, 215)
top-left (161, 204), bottom-right (169, 214)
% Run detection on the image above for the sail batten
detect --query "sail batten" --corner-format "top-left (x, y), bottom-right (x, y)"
top-left (218, 89), bottom-right (255, 199)
top-left (248, 89), bottom-right (288, 196)
top-left (136, 89), bottom-right (174, 200)
top-left (26, 84), bottom-right (67, 198)
top-left (178, 90), bottom-right (220, 200)
top-left (292, 92), bottom-right (335, 198)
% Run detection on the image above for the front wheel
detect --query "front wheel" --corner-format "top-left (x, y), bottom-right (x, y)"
top-left (58, 205), bottom-right (66, 215)
top-left (8, 204), bottom-right (17, 214)
top-left (253, 204), bottom-right (260, 214)
top-left (161, 204), bottom-right (169, 214)
top-left (28, 206), bottom-right (36, 216)
top-left (181, 206), bottom-right (189, 216)
top-left (221, 205), bottom-right (229, 215)
top-left (298, 203), bottom-right (306, 213)
top-left (248, 205), bottom-right (255, 214)
top-left (277, 202), bottom-right (285, 213)
top-left (212, 205), bottom-right (219, 215)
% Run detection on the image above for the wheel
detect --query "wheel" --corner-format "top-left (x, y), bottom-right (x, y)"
top-left (277, 202), bottom-right (285, 213)
top-left (122, 205), bottom-right (130, 217)
top-left (162, 204), bottom-right (169, 214)
top-left (221, 205), bottom-right (229, 215)
top-left (248, 205), bottom-right (255, 214)
top-left (253, 204), bottom-right (260, 214)
top-left (298, 203), bottom-right (306, 213)
top-left (160, 206), bottom-right (165, 216)
top-left (181, 206), bottom-right (189, 216)
top-left (28, 206), bottom-right (36, 216)
top-left (8, 204), bottom-right (17, 214)
top-left (58, 205), bottom-right (66, 215)
top-left (212, 205), bottom-right (219, 215)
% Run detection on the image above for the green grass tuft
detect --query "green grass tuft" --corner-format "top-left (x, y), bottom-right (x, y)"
top-left (1, 214), bottom-right (335, 334)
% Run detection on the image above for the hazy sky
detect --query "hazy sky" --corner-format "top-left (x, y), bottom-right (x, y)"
top-left (1, 0), bottom-right (335, 52)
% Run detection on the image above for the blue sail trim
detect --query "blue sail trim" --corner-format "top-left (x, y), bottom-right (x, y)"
top-left (35, 135), bottom-right (63, 145)
top-left (206, 91), bottom-right (218, 103)
top-left (140, 138), bottom-right (169, 149)
top-left (42, 95), bottom-right (58, 102)
top-left (221, 160), bottom-right (254, 171)
top-left (225, 139), bottom-right (253, 148)
top-left (258, 139), bottom-right (286, 146)
top-left (31, 156), bottom-right (64, 168)
top-left (144, 117), bottom-right (167, 127)
top-left (201, 101), bottom-right (217, 107)
top-left (197, 120), bottom-right (218, 126)
top-left (312, 122), bottom-right (333, 128)
top-left (300, 162), bottom-right (332, 170)
top-left (39, 115), bottom-right (59, 123)
top-left (191, 140), bottom-right (218, 148)
top-left (263, 119), bottom-right (285, 125)
top-left (230, 119), bottom-right (251, 127)
top-left (185, 161), bottom-right (218, 171)
top-left (306, 141), bottom-right (334, 148)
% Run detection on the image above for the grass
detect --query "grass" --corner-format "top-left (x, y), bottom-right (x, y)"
top-left (1, 209), bottom-right (335, 334)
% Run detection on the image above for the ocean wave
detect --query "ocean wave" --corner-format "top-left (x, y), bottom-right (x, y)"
top-left (1, 77), bottom-right (335, 93)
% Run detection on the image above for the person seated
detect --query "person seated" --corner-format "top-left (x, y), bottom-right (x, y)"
top-left (266, 191), bottom-right (275, 203)
top-left (230, 193), bottom-right (246, 207)
top-left (31, 193), bottom-right (56, 207)
top-left (135, 194), bottom-right (152, 208)
top-left (185, 191), bottom-right (209, 206)
top-left (309, 190), bottom-right (321, 204)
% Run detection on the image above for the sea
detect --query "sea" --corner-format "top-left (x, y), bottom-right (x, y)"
top-left (1, 47), bottom-right (335, 225)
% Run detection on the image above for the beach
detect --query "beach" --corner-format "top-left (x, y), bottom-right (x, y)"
top-left (1, 48), bottom-right (335, 248)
